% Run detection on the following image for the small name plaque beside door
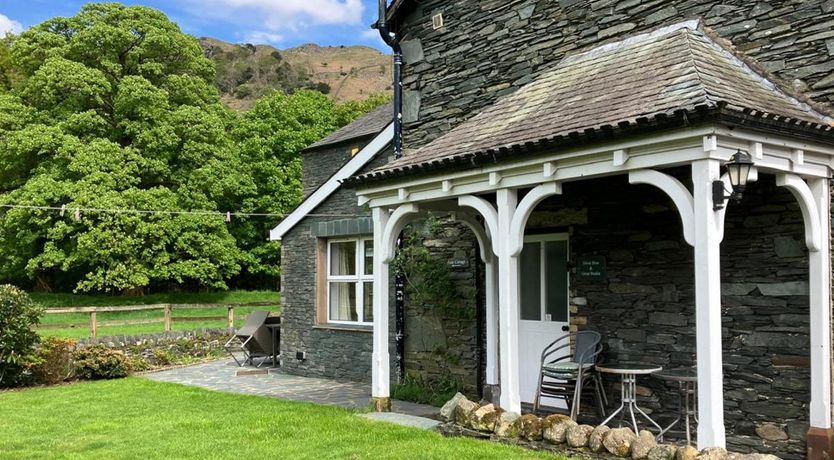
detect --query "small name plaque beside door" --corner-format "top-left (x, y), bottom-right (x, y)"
top-left (577, 255), bottom-right (607, 281)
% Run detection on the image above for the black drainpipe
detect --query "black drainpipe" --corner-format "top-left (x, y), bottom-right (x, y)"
top-left (375, 1), bottom-right (406, 383)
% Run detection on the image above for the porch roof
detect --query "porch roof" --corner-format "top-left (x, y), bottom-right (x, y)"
top-left (349, 21), bottom-right (834, 186)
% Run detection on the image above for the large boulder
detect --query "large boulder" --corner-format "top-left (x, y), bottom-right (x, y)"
top-left (494, 411), bottom-right (521, 438)
top-left (440, 392), bottom-right (468, 423)
top-left (647, 445), bottom-right (678, 460)
top-left (696, 447), bottom-right (729, 460)
top-left (567, 424), bottom-right (595, 448)
top-left (542, 414), bottom-right (573, 430)
top-left (471, 403), bottom-right (502, 432)
top-left (603, 427), bottom-right (638, 457)
top-left (543, 417), bottom-right (577, 444)
top-left (519, 414), bottom-right (543, 441)
top-left (676, 446), bottom-right (699, 460)
top-left (453, 399), bottom-right (480, 428)
top-left (631, 430), bottom-right (658, 459)
top-left (589, 425), bottom-right (612, 452)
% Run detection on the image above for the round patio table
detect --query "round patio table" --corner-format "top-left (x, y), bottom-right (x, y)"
top-left (597, 363), bottom-right (663, 434)
top-left (653, 368), bottom-right (697, 445)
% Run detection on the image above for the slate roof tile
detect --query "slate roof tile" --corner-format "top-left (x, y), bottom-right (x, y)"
top-left (355, 21), bottom-right (833, 183)
top-left (305, 102), bottom-right (393, 151)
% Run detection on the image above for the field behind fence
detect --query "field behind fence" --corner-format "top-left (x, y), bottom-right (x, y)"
top-left (36, 293), bottom-right (280, 339)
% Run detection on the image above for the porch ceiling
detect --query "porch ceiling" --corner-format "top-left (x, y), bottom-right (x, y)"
top-left (348, 20), bottom-right (833, 187)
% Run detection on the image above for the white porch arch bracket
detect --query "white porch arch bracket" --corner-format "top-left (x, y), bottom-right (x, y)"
top-left (380, 204), bottom-right (420, 263)
top-left (507, 182), bottom-right (563, 257)
top-left (776, 174), bottom-right (832, 438)
top-left (458, 195), bottom-right (500, 257)
top-left (628, 169), bottom-right (696, 247)
top-left (775, 174), bottom-right (822, 252)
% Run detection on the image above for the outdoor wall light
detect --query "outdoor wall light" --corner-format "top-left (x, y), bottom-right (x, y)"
top-left (713, 149), bottom-right (754, 211)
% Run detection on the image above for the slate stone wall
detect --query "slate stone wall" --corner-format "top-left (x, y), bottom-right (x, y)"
top-left (301, 136), bottom-right (372, 200)
top-left (523, 172), bottom-right (810, 459)
top-left (395, 0), bottom-right (834, 151)
top-left (402, 220), bottom-right (483, 396)
top-left (280, 143), bottom-right (392, 382)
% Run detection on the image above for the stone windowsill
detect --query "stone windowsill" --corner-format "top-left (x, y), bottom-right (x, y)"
top-left (313, 323), bottom-right (373, 333)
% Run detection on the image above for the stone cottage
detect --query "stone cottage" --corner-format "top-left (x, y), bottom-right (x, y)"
top-left (273, 2), bottom-right (834, 459)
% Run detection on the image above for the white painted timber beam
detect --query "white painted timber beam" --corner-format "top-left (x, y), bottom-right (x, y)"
top-left (371, 207), bottom-right (391, 401)
top-left (628, 169), bottom-right (696, 247)
top-left (808, 178), bottom-right (832, 429)
top-left (692, 159), bottom-right (726, 449)
top-left (381, 204), bottom-right (419, 263)
top-left (775, 174), bottom-right (822, 252)
top-left (507, 182), bottom-right (563, 257)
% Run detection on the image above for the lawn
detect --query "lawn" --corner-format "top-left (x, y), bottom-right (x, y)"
top-left (0, 378), bottom-right (559, 459)
top-left (33, 290), bottom-right (280, 339)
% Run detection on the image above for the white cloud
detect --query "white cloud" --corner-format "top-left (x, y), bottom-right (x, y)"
top-left (210, 0), bottom-right (364, 31)
top-left (360, 28), bottom-right (386, 47)
top-left (243, 31), bottom-right (284, 45)
top-left (0, 14), bottom-right (23, 36)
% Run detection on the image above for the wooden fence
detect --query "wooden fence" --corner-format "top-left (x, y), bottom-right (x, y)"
top-left (39, 302), bottom-right (277, 338)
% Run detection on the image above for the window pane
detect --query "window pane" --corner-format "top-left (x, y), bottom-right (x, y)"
top-left (363, 282), bottom-right (373, 322)
top-left (364, 240), bottom-right (374, 275)
top-left (329, 282), bottom-right (357, 321)
top-left (330, 241), bottom-right (356, 276)
top-left (520, 241), bottom-right (542, 321)
top-left (545, 240), bottom-right (569, 322)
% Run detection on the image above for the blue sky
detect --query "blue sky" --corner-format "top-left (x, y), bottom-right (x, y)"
top-left (0, 0), bottom-right (389, 51)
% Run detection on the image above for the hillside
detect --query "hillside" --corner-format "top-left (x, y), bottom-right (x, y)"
top-left (200, 38), bottom-right (392, 110)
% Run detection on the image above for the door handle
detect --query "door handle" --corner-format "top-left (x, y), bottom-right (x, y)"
top-left (561, 325), bottom-right (569, 332)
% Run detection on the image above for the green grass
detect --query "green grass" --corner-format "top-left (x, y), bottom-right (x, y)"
top-left (33, 291), bottom-right (280, 339)
top-left (31, 290), bottom-right (279, 307)
top-left (0, 378), bottom-right (559, 459)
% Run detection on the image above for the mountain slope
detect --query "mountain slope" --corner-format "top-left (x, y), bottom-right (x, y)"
top-left (200, 38), bottom-right (392, 110)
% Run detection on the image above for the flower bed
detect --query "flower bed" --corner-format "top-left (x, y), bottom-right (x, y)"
top-left (438, 393), bottom-right (781, 460)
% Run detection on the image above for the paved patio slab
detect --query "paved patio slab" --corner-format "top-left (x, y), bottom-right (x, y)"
top-left (143, 359), bottom-right (439, 419)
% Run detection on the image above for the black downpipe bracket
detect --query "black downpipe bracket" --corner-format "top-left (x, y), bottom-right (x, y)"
top-left (376, 1), bottom-right (406, 383)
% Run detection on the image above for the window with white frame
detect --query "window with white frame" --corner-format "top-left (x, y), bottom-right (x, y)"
top-left (326, 237), bottom-right (374, 324)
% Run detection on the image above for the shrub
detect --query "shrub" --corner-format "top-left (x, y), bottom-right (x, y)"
top-left (391, 373), bottom-right (464, 407)
top-left (73, 346), bottom-right (131, 380)
top-left (0, 285), bottom-right (43, 387)
top-left (32, 337), bottom-right (76, 385)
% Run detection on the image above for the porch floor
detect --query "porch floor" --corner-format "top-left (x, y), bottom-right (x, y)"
top-left (142, 359), bottom-right (439, 420)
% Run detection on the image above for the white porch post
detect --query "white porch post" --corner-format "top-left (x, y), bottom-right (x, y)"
top-left (371, 206), bottom-right (391, 410)
top-left (692, 159), bottom-right (726, 448)
top-left (496, 188), bottom-right (521, 413)
top-left (808, 178), bottom-right (831, 430)
top-left (485, 259), bottom-right (499, 387)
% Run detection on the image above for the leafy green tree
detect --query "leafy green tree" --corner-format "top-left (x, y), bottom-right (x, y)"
top-left (231, 90), bottom-right (389, 285)
top-left (0, 4), bottom-right (247, 293)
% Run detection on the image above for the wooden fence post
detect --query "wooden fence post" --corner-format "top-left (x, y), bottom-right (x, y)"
top-left (227, 306), bottom-right (234, 332)
top-left (90, 310), bottom-right (97, 339)
top-left (164, 304), bottom-right (172, 332)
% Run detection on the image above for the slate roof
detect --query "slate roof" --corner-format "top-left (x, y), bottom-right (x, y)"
top-left (350, 21), bottom-right (834, 184)
top-left (305, 102), bottom-right (393, 151)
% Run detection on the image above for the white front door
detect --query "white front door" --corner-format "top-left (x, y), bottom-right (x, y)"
top-left (518, 233), bottom-right (570, 405)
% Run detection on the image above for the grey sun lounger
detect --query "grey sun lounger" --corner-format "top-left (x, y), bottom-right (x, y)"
top-left (224, 310), bottom-right (274, 367)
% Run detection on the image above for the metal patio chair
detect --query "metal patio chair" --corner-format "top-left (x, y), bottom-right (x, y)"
top-left (533, 330), bottom-right (607, 420)
top-left (224, 310), bottom-right (274, 367)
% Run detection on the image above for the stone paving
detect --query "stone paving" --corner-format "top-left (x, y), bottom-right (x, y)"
top-left (143, 359), bottom-right (439, 419)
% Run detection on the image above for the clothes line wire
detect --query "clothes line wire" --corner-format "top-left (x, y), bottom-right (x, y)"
top-left (0, 203), bottom-right (367, 220)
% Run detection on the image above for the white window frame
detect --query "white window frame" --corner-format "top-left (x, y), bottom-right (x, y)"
top-left (326, 237), bottom-right (374, 325)
top-left (521, 233), bottom-right (570, 322)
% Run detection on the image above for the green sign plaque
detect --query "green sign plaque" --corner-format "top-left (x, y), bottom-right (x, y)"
top-left (577, 255), bottom-right (607, 281)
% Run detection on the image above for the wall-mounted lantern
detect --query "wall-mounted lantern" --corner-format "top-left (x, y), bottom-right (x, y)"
top-left (713, 149), bottom-right (754, 211)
